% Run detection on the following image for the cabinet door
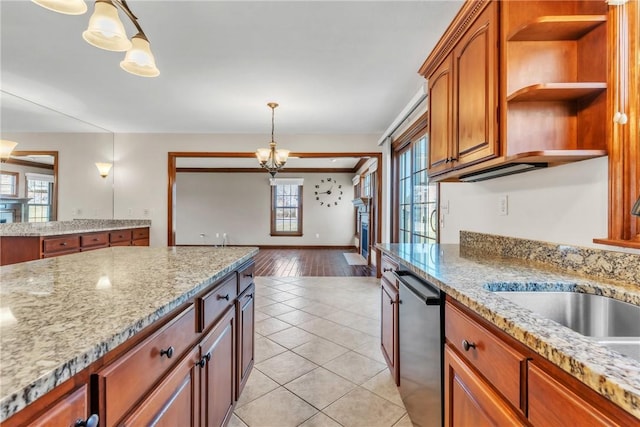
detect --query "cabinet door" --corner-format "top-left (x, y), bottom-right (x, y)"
top-left (428, 55), bottom-right (454, 176)
top-left (453, 1), bottom-right (498, 168)
top-left (28, 385), bottom-right (89, 427)
top-left (381, 278), bottom-right (399, 385)
top-left (201, 306), bottom-right (236, 427)
top-left (528, 363), bottom-right (618, 427)
top-left (121, 346), bottom-right (200, 427)
top-left (444, 345), bottom-right (524, 427)
top-left (237, 283), bottom-right (255, 399)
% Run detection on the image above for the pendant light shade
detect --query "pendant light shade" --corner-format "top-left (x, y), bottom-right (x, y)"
top-left (32, 0), bottom-right (87, 15)
top-left (82, 0), bottom-right (131, 52)
top-left (256, 103), bottom-right (290, 177)
top-left (120, 33), bottom-right (160, 77)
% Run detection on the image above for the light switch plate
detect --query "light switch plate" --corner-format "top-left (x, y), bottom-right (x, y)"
top-left (498, 195), bottom-right (508, 216)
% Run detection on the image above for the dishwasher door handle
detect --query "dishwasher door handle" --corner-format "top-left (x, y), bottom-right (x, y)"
top-left (393, 271), bottom-right (441, 306)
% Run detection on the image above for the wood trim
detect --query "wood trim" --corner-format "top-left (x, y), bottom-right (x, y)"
top-left (4, 158), bottom-right (55, 170)
top-left (597, 0), bottom-right (640, 248)
top-left (176, 167), bottom-right (354, 174)
top-left (391, 112), bottom-right (428, 152)
top-left (176, 244), bottom-right (358, 250)
top-left (167, 152), bottom-right (382, 248)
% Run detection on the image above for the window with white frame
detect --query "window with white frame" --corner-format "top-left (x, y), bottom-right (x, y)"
top-left (270, 178), bottom-right (303, 236)
top-left (26, 173), bottom-right (54, 222)
top-left (0, 171), bottom-right (19, 197)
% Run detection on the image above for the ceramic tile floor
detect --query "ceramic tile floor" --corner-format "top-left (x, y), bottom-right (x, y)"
top-left (231, 276), bottom-right (411, 427)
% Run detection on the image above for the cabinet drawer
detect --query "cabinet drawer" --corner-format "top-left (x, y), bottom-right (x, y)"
top-left (381, 254), bottom-right (399, 287)
top-left (237, 261), bottom-right (255, 295)
top-left (445, 302), bottom-right (524, 410)
top-left (80, 232), bottom-right (109, 249)
top-left (132, 227), bottom-right (149, 240)
top-left (131, 238), bottom-right (149, 247)
top-left (200, 274), bottom-right (237, 333)
top-left (43, 236), bottom-right (80, 254)
top-left (97, 304), bottom-right (197, 426)
top-left (109, 229), bottom-right (132, 244)
top-left (28, 385), bottom-right (88, 427)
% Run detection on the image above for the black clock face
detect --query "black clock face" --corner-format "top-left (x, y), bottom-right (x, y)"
top-left (314, 178), bottom-right (343, 207)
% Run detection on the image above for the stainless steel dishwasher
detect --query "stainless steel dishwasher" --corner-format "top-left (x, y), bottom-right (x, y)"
top-left (394, 270), bottom-right (444, 427)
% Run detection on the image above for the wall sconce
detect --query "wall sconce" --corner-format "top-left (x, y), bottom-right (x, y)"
top-left (0, 140), bottom-right (18, 162)
top-left (95, 162), bottom-right (113, 178)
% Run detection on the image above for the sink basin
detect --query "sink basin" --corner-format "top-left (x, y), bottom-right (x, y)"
top-left (493, 291), bottom-right (640, 361)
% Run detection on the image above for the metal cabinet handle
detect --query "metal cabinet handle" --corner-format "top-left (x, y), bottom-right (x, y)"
top-left (160, 346), bottom-right (174, 359)
top-left (245, 293), bottom-right (254, 299)
top-left (196, 352), bottom-right (212, 368)
top-left (60, 242), bottom-right (67, 246)
top-left (217, 294), bottom-right (230, 301)
top-left (383, 267), bottom-right (394, 272)
top-left (75, 414), bottom-right (99, 427)
top-left (462, 340), bottom-right (476, 351)
top-left (389, 299), bottom-right (398, 305)
top-left (244, 272), bottom-right (254, 278)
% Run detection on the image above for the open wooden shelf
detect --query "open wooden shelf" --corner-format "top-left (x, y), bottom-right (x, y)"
top-left (507, 82), bottom-right (606, 102)
top-left (508, 15), bottom-right (606, 41)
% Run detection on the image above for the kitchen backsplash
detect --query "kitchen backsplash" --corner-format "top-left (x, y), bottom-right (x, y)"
top-left (460, 231), bottom-right (640, 287)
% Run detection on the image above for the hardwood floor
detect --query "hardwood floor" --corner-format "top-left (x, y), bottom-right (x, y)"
top-left (254, 248), bottom-right (375, 277)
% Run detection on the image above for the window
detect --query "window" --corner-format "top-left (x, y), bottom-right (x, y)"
top-left (0, 172), bottom-right (18, 197)
top-left (26, 173), bottom-right (54, 222)
top-left (394, 121), bottom-right (438, 244)
top-left (271, 179), bottom-right (303, 236)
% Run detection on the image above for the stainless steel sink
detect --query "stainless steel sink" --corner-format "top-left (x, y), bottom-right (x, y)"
top-left (493, 291), bottom-right (640, 361)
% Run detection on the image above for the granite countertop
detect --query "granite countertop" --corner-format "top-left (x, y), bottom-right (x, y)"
top-left (377, 243), bottom-right (640, 420)
top-left (0, 246), bottom-right (258, 422)
top-left (0, 219), bottom-right (152, 237)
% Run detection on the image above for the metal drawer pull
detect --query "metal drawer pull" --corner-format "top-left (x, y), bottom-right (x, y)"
top-left (383, 267), bottom-right (394, 272)
top-left (160, 346), bottom-right (174, 359)
top-left (217, 294), bottom-right (230, 301)
top-left (244, 272), bottom-right (254, 278)
top-left (60, 242), bottom-right (67, 246)
top-left (75, 414), bottom-right (99, 427)
top-left (462, 340), bottom-right (476, 351)
top-left (196, 352), bottom-right (211, 368)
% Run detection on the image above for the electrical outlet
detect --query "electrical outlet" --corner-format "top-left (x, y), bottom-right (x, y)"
top-left (315, 233), bottom-right (320, 238)
top-left (498, 195), bottom-right (508, 216)
top-left (216, 233), bottom-right (220, 238)
top-left (128, 208), bottom-right (133, 217)
top-left (441, 200), bottom-right (450, 215)
top-left (143, 208), bottom-right (150, 217)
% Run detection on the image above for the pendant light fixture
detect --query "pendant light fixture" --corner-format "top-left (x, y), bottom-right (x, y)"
top-left (32, 0), bottom-right (159, 77)
top-left (256, 103), bottom-right (290, 177)
top-left (0, 140), bottom-right (18, 162)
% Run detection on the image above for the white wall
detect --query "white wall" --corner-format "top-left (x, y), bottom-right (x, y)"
top-left (113, 133), bottom-right (381, 246)
top-left (175, 172), bottom-right (355, 246)
top-left (2, 132), bottom-right (114, 220)
top-left (438, 156), bottom-right (629, 250)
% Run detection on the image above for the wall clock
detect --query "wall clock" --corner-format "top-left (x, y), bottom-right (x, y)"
top-left (314, 177), bottom-right (343, 208)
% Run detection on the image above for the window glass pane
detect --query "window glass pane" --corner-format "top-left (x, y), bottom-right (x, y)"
top-left (272, 184), bottom-right (302, 234)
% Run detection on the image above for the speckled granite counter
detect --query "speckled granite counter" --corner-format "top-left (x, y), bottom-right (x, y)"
top-left (376, 242), bottom-right (640, 419)
top-left (0, 246), bottom-right (258, 422)
top-left (0, 219), bottom-right (151, 237)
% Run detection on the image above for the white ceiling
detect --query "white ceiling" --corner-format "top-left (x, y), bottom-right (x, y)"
top-left (0, 0), bottom-right (463, 134)
top-left (176, 156), bottom-right (363, 169)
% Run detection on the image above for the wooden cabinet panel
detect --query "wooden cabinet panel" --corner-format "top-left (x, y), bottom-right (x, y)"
top-left (528, 363), bottom-right (618, 427)
top-left (132, 227), bottom-right (150, 241)
top-left (428, 55), bottom-right (454, 176)
top-left (444, 345), bottom-right (524, 427)
top-left (121, 346), bottom-right (200, 427)
top-left (200, 307), bottom-right (236, 427)
top-left (97, 304), bottom-right (197, 425)
top-left (381, 277), bottom-right (399, 385)
top-left (237, 283), bottom-right (255, 399)
top-left (200, 274), bottom-right (237, 332)
top-left (454, 1), bottom-right (498, 167)
top-left (27, 385), bottom-right (88, 427)
top-left (43, 236), bottom-right (80, 254)
top-left (237, 261), bottom-right (255, 295)
top-left (131, 238), bottom-right (149, 247)
top-left (445, 302), bottom-right (524, 409)
top-left (109, 229), bottom-right (132, 244)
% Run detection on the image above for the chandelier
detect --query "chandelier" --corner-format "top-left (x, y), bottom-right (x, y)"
top-left (32, 0), bottom-right (159, 77)
top-left (256, 103), bottom-right (290, 177)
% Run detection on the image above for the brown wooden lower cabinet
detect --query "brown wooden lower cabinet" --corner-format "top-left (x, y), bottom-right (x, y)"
top-left (445, 297), bottom-right (639, 427)
top-left (121, 346), bottom-right (200, 427)
top-left (380, 276), bottom-right (399, 385)
top-left (236, 283), bottom-right (255, 398)
top-left (444, 345), bottom-right (524, 427)
top-left (27, 385), bottom-right (90, 427)
top-left (200, 307), bottom-right (236, 427)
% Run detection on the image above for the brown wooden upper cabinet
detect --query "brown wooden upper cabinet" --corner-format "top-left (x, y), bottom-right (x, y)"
top-left (421, 0), bottom-right (608, 181)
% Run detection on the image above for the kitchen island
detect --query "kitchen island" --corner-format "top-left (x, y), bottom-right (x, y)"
top-left (377, 239), bottom-right (640, 424)
top-left (0, 245), bottom-right (258, 425)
